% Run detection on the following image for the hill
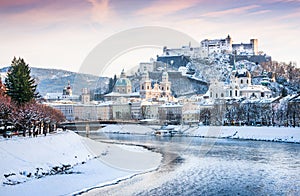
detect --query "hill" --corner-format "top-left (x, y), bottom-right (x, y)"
top-left (0, 67), bottom-right (109, 96)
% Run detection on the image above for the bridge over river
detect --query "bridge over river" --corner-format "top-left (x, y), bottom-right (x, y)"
top-left (59, 120), bottom-right (140, 131)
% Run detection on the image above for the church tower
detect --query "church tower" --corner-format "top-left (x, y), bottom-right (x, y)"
top-left (160, 70), bottom-right (171, 98)
top-left (140, 71), bottom-right (152, 99)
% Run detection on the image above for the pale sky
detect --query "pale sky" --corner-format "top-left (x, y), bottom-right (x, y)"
top-left (0, 0), bottom-right (299, 77)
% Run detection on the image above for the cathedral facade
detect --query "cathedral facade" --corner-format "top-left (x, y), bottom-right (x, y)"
top-left (140, 70), bottom-right (173, 101)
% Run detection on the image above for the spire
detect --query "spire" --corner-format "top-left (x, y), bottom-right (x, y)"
top-left (120, 69), bottom-right (126, 78)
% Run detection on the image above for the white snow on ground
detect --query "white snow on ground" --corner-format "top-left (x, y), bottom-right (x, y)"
top-left (185, 126), bottom-right (300, 143)
top-left (0, 130), bottom-right (162, 195)
top-left (100, 124), bottom-right (155, 134)
top-left (101, 124), bottom-right (300, 143)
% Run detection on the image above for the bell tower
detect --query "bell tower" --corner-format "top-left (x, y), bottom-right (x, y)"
top-left (140, 71), bottom-right (152, 99)
top-left (160, 69), bottom-right (171, 98)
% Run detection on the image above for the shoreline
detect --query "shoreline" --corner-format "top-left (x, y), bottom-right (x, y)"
top-left (95, 124), bottom-right (300, 144)
top-left (79, 139), bottom-right (182, 196)
top-left (1, 125), bottom-right (299, 195)
top-left (0, 130), bottom-right (162, 195)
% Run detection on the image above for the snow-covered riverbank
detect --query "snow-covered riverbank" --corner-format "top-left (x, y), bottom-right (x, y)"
top-left (0, 130), bottom-right (162, 195)
top-left (186, 126), bottom-right (300, 143)
top-left (100, 124), bottom-right (300, 143)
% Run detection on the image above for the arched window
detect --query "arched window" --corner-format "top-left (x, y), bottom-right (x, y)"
top-left (246, 79), bottom-right (249, 84)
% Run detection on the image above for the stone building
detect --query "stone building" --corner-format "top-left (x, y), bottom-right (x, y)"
top-left (200, 35), bottom-right (258, 56)
top-left (201, 35), bottom-right (232, 55)
top-left (140, 69), bottom-right (172, 101)
top-left (158, 103), bottom-right (183, 124)
top-left (208, 68), bottom-right (271, 100)
top-left (114, 69), bottom-right (132, 94)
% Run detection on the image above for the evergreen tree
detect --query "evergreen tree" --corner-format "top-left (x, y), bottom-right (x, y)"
top-left (5, 57), bottom-right (38, 105)
top-left (281, 87), bottom-right (288, 97)
top-left (107, 78), bottom-right (114, 93)
top-left (106, 75), bottom-right (117, 94)
top-left (113, 74), bottom-right (117, 84)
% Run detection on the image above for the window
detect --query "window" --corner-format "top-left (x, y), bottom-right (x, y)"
top-left (147, 86), bottom-right (150, 90)
top-left (216, 93), bottom-right (218, 98)
top-left (241, 79), bottom-right (243, 84)
top-left (210, 92), bottom-right (212, 97)
top-left (162, 87), bottom-right (164, 91)
top-left (261, 92), bottom-right (265, 97)
top-left (235, 90), bottom-right (238, 96)
top-left (221, 93), bottom-right (224, 97)
top-left (230, 90), bottom-right (232, 97)
top-left (247, 79), bottom-right (249, 84)
top-left (142, 85), bottom-right (144, 90)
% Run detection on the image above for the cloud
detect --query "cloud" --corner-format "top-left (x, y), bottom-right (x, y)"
top-left (201, 5), bottom-right (260, 18)
top-left (87, 0), bottom-right (116, 23)
top-left (0, 0), bottom-right (38, 7)
top-left (135, 0), bottom-right (199, 17)
top-left (248, 9), bottom-right (271, 16)
top-left (0, 0), bottom-right (91, 29)
top-left (279, 9), bottom-right (300, 19)
top-left (264, 0), bottom-right (300, 2)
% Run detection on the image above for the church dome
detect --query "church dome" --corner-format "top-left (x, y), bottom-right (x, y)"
top-left (115, 78), bottom-right (131, 87)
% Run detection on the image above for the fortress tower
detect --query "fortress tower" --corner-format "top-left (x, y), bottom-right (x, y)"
top-left (250, 39), bottom-right (258, 55)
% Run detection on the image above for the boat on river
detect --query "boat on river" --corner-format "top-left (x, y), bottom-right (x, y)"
top-left (153, 125), bottom-right (183, 137)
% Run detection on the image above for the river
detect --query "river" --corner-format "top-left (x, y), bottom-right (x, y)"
top-left (80, 132), bottom-right (300, 195)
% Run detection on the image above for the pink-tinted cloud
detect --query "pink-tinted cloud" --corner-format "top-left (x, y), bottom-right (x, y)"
top-left (279, 9), bottom-right (300, 19)
top-left (0, 0), bottom-right (38, 7)
top-left (248, 9), bottom-right (271, 16)
top-left (135, 0), bottom-right (199, 17)
top-left (263, 0), bottom-right (300, 2)
top-left (201, 5), bottom-right (260, 18)
top-left (0, 1), bottom-right (91, 30)
top-left (87, 0), bottom-right (116, 23)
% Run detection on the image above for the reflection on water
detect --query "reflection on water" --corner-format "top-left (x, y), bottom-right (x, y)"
top-left (81, 132), bottom-right (300, 195)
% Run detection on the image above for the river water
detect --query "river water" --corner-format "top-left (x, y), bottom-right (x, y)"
top-left (82, 132), bottom-right (300, 196)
